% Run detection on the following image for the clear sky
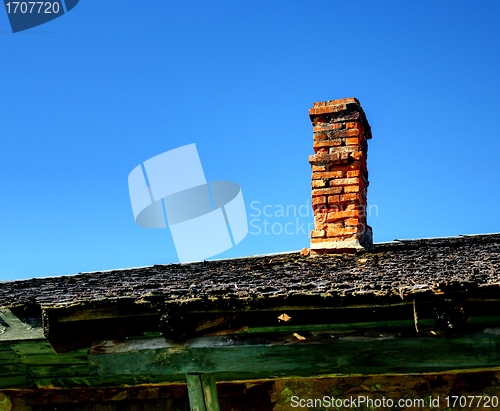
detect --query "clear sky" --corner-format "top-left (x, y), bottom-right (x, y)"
top-left (1, 1), bottom-right (500, 280)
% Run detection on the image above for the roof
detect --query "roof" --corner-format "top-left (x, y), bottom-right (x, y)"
top-left (1, 233), bottom-right (500, 310)
top-left (2, 233), bottom-right (500, 352)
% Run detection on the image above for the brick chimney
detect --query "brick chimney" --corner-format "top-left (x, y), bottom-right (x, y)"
top-left (308, 98), bottom-right (373, 254)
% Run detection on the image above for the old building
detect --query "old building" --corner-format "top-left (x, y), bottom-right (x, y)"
top-left (1, 98), bottom-right (500, 411)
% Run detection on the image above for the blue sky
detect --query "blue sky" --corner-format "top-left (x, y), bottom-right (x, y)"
top-left (1, 1), bottom-right (500, 280)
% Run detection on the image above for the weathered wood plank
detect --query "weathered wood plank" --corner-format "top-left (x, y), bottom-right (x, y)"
top-left (186, 374), bottom-right (207, 411)
top-left (201, 374), bottom-right (220, 411)
top-left (0, 374), bottom-right (34, 389)
top-left (89, 331), bottom-right (500, 380)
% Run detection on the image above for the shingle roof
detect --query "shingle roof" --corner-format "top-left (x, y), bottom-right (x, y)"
top-left (2, 233), bottom-right (500, 311)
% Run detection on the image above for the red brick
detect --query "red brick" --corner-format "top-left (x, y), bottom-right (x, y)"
top-left (312, 98), bottom-right (358, 108)
top-left (315, 147), bottom-right (329, 154)
top-left (344, 218), bottom-right (359, 226)
top-left (313, 133), bottom-right (328, 141)
top-left (327, 163), bottom-right (362, 173)
top-left (326, 226), bottom-right (357, 237)
top-left (346, 129), bottom-right (360, 137)
top-left (339, 193), bottom-right (360, 202)
top-left (314, 221), bottom-right (327, 230)
top-left (312, 116), bottom-right (328, 124)
top-left (327, 195), bottom-right (340, 204)
top-left (309, 153), bottom-right (341, 165)
top-left (344, 185), bottom-right (360, 193)
top-left (313, 124), bottom-right (342, 133)
top-left (345, 122), bottom-right (362, 129)
top-left (312, 165), bottom-right (327, 172)
top-left (311, 229), bottom-right (325, 238)
top-left (311, 180), bottom-right (326, 188)
top-left (312, 171), bottom-right (343, 179)
top-left (313, 139), bottom-right (343, 148)
top-left (352, 151), bottom-right (363, 160)
top-left (328, 129), bottom-right (349, 138)
top-left (346, 170), bottom-right (360, 178)
top-left (346, 138), bottom-right (359, 145)
top-left (312, 187), bottom-right (343, 196)
top-left (314, 212), bottom-right (327, 222)
top-left (330, 177), bottom-right (359, 186)
top-left (327, 210), bottom-right (359, 222)
top-left (330, 112), bottom-right (360, 123)
top-left (312, 196), bottom-right (327, 206)
top-left (309, 104), bottom-right (347, 116)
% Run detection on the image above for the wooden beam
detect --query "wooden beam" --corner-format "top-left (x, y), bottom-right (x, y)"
top-left (89, 329), bottom-right (500, 380)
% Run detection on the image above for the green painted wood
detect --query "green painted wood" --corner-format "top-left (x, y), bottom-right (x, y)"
top-left (0, 349), bottom-right (21, 363)
top-left (89, 332), bottom-right (500, 380)
top-left (201, 374), bottom-right (220, 411)
top-left (0, 374), bottom-right (34, 389)
top-left (236, 319), bottom-right (436, 334)
top-left (235, 316), bottom-right (500, 335)
top-left (33, 374), bottom-right (186, 389)
top-left (0, 364), bottom-right (27, 375)
top-left (186, 374), bottom-right (207, 411)
top-left (29, 364), bottom-right (93, 378)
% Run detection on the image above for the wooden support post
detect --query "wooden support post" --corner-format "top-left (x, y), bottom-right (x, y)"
top-left (201, 374), bottom-right (220, 411)
top-left (186, 373), bottom-right (220, 411)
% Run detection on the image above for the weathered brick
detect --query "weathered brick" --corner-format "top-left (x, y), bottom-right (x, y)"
top-left (326, 226), bottom-right (357, 237)
top-left (326, 222), bottom-right (343, 230)
top-left (309, 104), bottom-right (347, 116)
top-left (312, 165), bottom-right (327, 172)
top-left (344, 218), bottom-right (359, 226)
top-left (315, 147), bottom-right (329, 154)
top-left (312, 196), bottom-right (327, 206)
top-left (313, 133), bottom-right (328, 141)
top-left (309, 152), bottom-right (341, 165)
top-left (345, 122), bottom-right (362, 129)
top-left (313, 139), bottom-right (343, 148)
top-left (328, 129), bottom-right (349, 138)
top-left (312, 171), bottom-right (344, 179)
top-left (346, 138), bottom-right (359, 145)
top-left (330, 112), bottom-right (360, 123)
top-left (346, 170), bottom-right (360, 178)
top-left (352, 151), bottom-right (363, 160)
top-left (344, 185), bottom-right (360, 193)
top-left (346, 129), bottom-right (360, 137)
top-left (339, 193), bottom-right (360, 202)
top-left (330, 178), bottom-right (359, 186)
top-left (313, 124), bottom-right (342, 133)
top-left (312, 187), bottom-right (343, 196)
top-left (311, 229), bottom-right (325, 238)
top-left (327, 195), bottom-right (340, 204)
top-left (312, 98), bottom-right (358, 108)
top-left (327, 210), bottom-right (359, 222)
top-left (311, 180), bottom-right (326, 188)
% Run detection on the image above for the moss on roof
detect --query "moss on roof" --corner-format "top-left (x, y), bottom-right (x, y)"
top-left (1, 233), bottom-right (500, 311)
